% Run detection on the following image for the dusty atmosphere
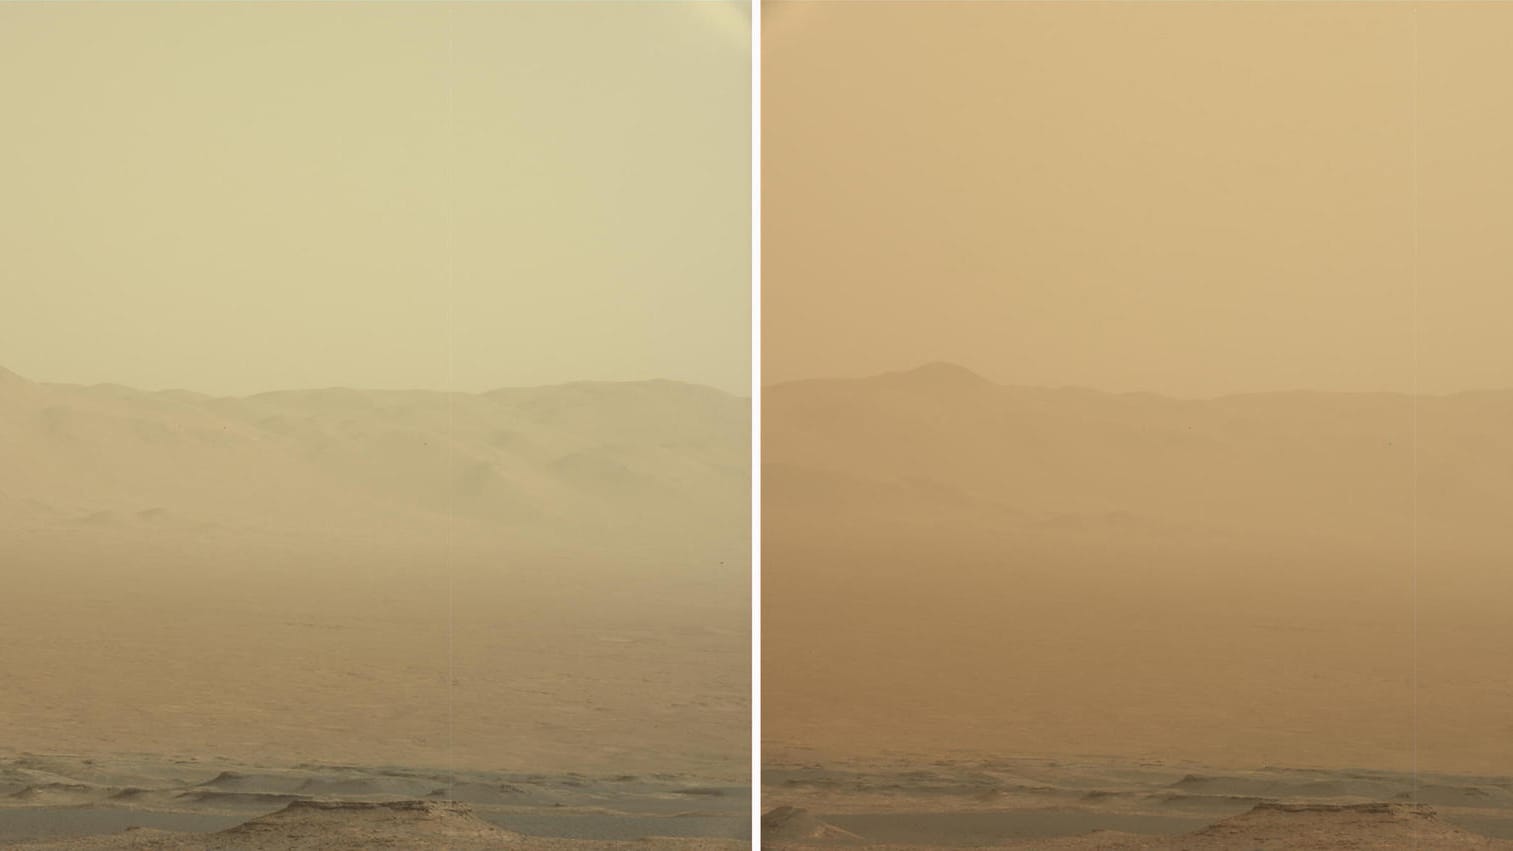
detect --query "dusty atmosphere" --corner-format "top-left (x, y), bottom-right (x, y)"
top-left (761, 367), bottom-right (1513, 847)
top-left (0, 368), bottom-right (750, 844)
top-left (764, 0), bottom-right (1513, 846)
top-left (1, 0), bottom-right (750, 846)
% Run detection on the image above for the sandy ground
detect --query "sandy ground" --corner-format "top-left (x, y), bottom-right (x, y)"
top-left (762, 756), bottom-right (1513, 848)
top-left (765, 803), bottom-right (1513, 849)
top-left (0, 752), bottom-right (748, 847)
top-left (6, 799), bottom-right (747, 849)
top-left (0, 551), bottom-right (749, 845)
top-left (0, 538), bottom-right (747, 776)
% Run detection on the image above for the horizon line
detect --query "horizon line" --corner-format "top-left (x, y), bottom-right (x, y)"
top-left (762, 361), bottom-right (1513, 401)
top-left (0, 365), bottom-right (751, 401)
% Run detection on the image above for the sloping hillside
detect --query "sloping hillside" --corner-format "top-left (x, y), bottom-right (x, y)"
top-left (0, 366), bottom-right (749, 561)
top-left (766, 362), bottom-right (1513, 557)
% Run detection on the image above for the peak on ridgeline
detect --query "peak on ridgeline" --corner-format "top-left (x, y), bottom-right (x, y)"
top-left (0, 365), bottom-right (36, 402)
top-left (877, 361), bottom-right (997, 389)
top-left (0, 369), bottom-right (748, 553)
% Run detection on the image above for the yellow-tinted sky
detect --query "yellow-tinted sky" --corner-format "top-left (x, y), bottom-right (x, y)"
top-left (765, 1), bottom-right (1513, 396)
top-left (1, 1), bottom-right (750, 396)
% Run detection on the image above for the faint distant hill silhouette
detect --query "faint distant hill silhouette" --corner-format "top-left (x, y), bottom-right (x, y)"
top-left (0, 366), bottom-right (749, 561)
top-left (766, 361), bottom-right (1513, 558)
top-left (763, 363), bottom-right (1513, 773)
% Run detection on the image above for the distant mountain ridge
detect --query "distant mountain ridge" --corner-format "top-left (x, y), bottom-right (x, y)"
top-left (0, 366), bottom-right (749, 560)
top-left (765, 362), bottom-right (1513, 556)
top-left (763, 364), bottom-right (1513, 771)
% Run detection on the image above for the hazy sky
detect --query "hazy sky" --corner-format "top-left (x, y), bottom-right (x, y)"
top-left (1, 2), bottom-right (750, 396)
top-left (765, 2), bottom-right (1513, 397)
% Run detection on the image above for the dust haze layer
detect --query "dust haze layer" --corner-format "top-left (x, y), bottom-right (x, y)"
top-left (763, 363), bottom-right (1513, 776)
top-left (761, 364), bottom-right (1513, 846)
top-left (0, 1), bottom-right (750, 396)
top-left (764, 1), bottom-right (1513, 395)
top-left (763, 1), bottom-right (1513, 846)
top-left (0, 364), bottom-right (749, 773)
top-left (0, 2), bottom-right (750, 846)
top-left (0, 364), bottom-right (750, 844)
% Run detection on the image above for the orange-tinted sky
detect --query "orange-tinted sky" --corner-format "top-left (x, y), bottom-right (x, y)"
top-left (764, 1), bottom-right (1513, 396)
